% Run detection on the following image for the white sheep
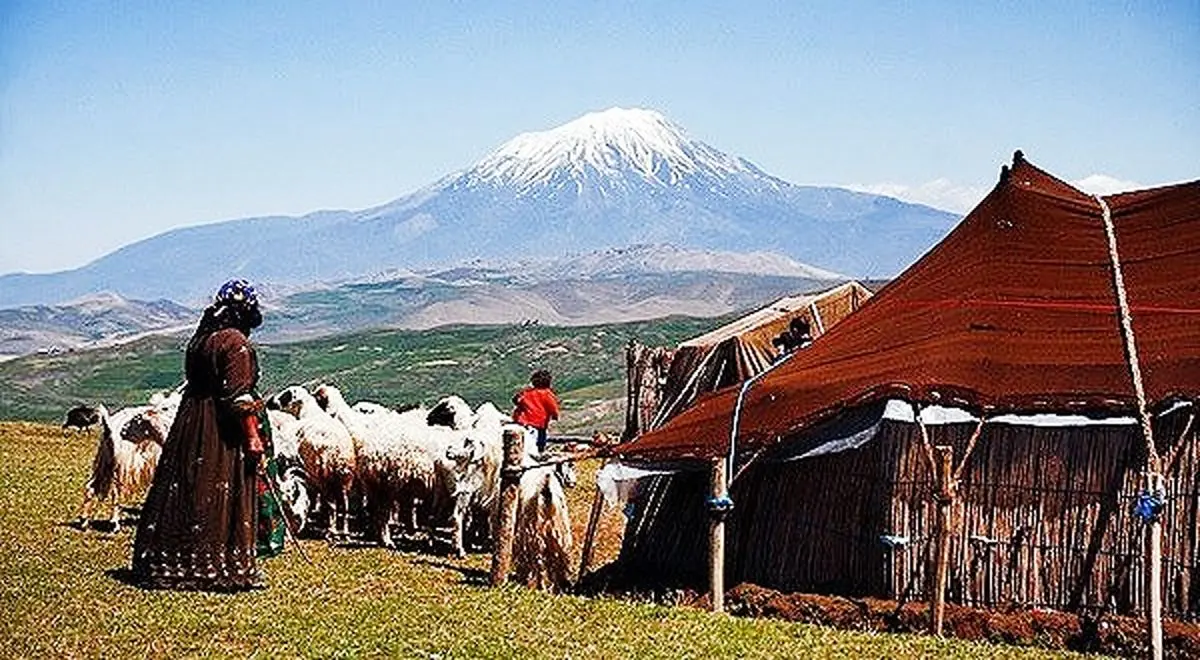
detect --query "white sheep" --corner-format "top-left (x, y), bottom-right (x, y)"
top-left (427, 395), bottom-right (475, 430)
top-left (440, 414), bottom-right (520, 557)
top-left (75, 392), bottom-right (178, 532)
top-left (272, 385), bottom-right (356, 540)
top-left (266, 408), bottom-right (302, 469)
top-left (512, 458), bottom-right (577, 592)
top-left (266, 407), bottom-right (309, 533)
top-left (314, 384), bottom-right (442, 548)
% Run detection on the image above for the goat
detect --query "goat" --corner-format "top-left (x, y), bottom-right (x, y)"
top-left (62, 404), bottom-right (101, 434)
top-left (512, 458), bottom-right (577, 592)
top-left (75, 397), bottom-right (176, 532)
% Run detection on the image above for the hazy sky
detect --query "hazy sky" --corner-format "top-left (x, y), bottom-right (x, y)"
top-left (1, 1), bottom-right (1197, 274)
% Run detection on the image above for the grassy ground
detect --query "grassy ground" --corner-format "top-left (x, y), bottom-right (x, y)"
top-left (0, 422), bottom-right (1095, 659)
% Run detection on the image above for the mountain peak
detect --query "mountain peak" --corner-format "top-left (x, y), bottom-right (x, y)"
top-left (470, 107), bottom-right (753, 190)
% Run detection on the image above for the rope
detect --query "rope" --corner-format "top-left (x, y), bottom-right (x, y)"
top-left (727, 350), bottom-right (798, 491)
top-left (1095, 194), bottom-right (1158, 467)
top-left (809, 302), bottom-right (825, 335)
top-left (650, 348), bottom-right (718, 430)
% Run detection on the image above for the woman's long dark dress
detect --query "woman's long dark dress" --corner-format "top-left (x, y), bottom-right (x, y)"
top-left (132, 327), bottom-right (260, 590)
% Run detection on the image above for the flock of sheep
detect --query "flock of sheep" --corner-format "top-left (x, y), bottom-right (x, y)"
top-left (70, 383), bottom-right (579, 591)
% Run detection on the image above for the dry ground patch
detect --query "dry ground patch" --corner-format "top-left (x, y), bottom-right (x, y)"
top-left (1, 422), bottom-right (1093, 658)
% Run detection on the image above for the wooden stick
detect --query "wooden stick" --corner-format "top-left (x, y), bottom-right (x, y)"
top-left (911, 403), bottom-right (937, 477)
top-left (709, 456), bottom-right (728, 613)
top-left (953, 417), bottom-right (986, 483)
top-left (1163, 407), bottom-right (1196, 475)
top-left (490, 428), bottom-right (525, 586)
top-left (931, 444), bottom-right (955, 636)
top-left (577, 486), bottom-right (605, 583)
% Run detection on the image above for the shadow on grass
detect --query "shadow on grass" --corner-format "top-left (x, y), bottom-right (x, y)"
top-left (64, 518), bottom-right (138, 534)
top-left (105, 566), bottom-right (141, 588)
top-left (410, 557), bottom-right (490, 586)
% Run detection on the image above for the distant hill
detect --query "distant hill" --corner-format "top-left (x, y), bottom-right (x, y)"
top-left (262, 244), bottom-right (841, 342)
top-left (0, 293), bottom-right (195, 357)
top-left (1, 244), bottom-right (841, 356)
top-left (0, 315), bottom-right (727, 429)
top-left (0, 107), bottom-right (957, 307)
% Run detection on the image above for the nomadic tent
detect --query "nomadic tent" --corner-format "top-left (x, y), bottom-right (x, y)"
top-left (609, 154), bottom-right (1200, 617)
top-left (623, 281), bottom-right (873, 438)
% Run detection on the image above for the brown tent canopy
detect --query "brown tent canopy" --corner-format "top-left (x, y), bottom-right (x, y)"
top-left (617, 155), bottom-right (1200, 462)
top-left (649, 281), bottom-right (873, 428)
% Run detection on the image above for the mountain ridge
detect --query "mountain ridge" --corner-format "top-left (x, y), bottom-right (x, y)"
top-left (0, 244), bottom-right (841, 356)
top-left (0, 107), bottom-right (957, 307)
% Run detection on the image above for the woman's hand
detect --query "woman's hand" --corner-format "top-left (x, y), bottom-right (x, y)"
top-left (241, 413), bottom-right (265, 458)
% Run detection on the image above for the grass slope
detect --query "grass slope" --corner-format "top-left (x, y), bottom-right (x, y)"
top-left (0, 316), bottom-right (720, 432)
top-left (0, 422), bottom-right (1089, 659)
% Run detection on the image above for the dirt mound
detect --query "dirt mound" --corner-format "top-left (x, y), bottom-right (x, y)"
top-left (725, 583), bottom-right (1200, 658)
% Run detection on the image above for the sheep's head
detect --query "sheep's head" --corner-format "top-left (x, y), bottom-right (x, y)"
top-left (272, 386), bottom-right (311, 417)
top-left (277, 467), bottom-right (310, 534)
top-left (446, 436), bottom-right (488, 498)
top-left (312, 385), bottom-right (331, 411)
top-left (120, 409), bottom-right (167, 446)
top-left (428, 395), bottom-right (473, 430)
top-left (555, 460), bottom-right (578, 489)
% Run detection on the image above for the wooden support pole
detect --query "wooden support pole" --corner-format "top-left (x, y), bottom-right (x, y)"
top-left (577, 486), bottom-right (605, 583)
top-left (1147, 469), bottom-right (1165, 660)
top-left (490, 428), bottom-right (525, 587)
top-left (931, 444), bottom-right (955, 636)
top-left (709, 456), bottom-right (728, 613)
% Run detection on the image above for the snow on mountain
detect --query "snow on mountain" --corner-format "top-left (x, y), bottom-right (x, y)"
top-left (470, 108), bottom-right (756, 190)
top-left (0, 107), bottom-right (958, 307)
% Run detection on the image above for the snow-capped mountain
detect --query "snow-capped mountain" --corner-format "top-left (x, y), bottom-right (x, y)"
top-left (0, 107), bottom-right (957, 307)
top-left (469, 107), bottom-right (757, 190)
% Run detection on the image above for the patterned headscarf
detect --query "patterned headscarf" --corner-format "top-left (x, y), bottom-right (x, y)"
top-left (189, 279), bottom-right (263, 350)
top-left (215, 279), bottom-right (259, 308)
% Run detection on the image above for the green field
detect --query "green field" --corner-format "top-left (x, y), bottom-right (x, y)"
top-left (0, 422), bottom-right (1091, 658)
top-left (0, 316), bottom-right (723, 431)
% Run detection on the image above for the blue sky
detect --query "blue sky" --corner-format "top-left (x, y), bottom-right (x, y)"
top-left (1, 1), bottom-right (1197, 274)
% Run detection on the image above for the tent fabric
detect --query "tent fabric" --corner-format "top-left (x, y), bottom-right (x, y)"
top-left (649, 281), bottom-right (872, 428)
top-left (616, 156), bottom-right (1200, 462)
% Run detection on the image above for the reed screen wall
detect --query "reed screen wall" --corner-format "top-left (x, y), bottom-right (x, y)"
top-left (618, 413), bottom-right (1199, 617)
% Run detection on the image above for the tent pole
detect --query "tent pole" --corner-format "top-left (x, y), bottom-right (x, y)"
top-left (1147, 471), bottom-right (1164, 659)
top-left (1096, 193), bottom-right (1162, 660)
top-left (931, 445), bottom-right (955, 636)
top-left (708, 456), bottom-right (728, 613)
top-left (577, 486), bottom-right (605, 583)
top-left (623, 340), bottom-right (642, 441)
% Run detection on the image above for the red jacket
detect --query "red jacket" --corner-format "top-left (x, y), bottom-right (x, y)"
top-left (512, 386), bottom-right (560, 430)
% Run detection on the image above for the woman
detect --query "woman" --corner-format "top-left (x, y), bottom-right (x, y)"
top-left (132, 279), bottom-right (270, 591)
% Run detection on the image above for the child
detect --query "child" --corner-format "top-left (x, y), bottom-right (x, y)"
top-left (512, 369), bottom-right (560, 454)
